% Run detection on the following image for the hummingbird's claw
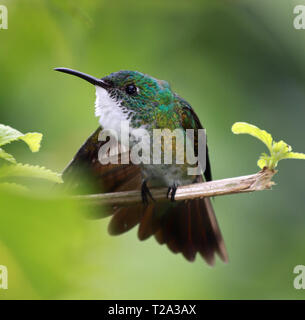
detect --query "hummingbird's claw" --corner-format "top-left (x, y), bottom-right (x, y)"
top-left (167, 184), bottom-right (178, 202)
top-left (141, 181), bottom-right (155, 206)
top-left (166, 187), bottom-right (171, 199)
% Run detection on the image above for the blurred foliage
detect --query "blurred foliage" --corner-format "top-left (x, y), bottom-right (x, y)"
top-left (0, 189), bottom-right (113, 299)
top-left (0, 0), bottom-right (305, 299)
top-left (0, 123), bottom-right (62, 191)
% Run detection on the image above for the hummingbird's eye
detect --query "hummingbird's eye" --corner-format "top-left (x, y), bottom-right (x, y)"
top-left (125, 84), bottom-right (138, 95)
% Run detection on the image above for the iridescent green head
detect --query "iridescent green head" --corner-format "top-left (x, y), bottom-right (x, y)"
top-left (103, 70), bottom-right (173, 106)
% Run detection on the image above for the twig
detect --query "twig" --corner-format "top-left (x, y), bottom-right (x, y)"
top-left (73, 168), bottom-right (277, 207)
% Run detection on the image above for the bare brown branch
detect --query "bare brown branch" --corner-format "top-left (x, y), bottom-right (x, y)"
top-left (73, 168), bottom-right (277, 207)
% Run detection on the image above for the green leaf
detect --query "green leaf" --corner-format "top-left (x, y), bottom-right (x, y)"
top-left (0, 124), bottom-right (42, 152)
top-left (0, 148), bottom-right (16, 163)
top-left (0, 124), bottom-right (22, 146)
top-left (232, 122), bottom-right (273, 153)
top-left (257, 158), bottom-right (267, 169)
top-left (21, 133), bottom-right (43, 152)
top-left (272, 140), bottom-right (291, 155)
top-left (232, 122), bottom-right (305, 169)
top-left (257, 153), bottom-right (271, 169)
top-left (0, 182), bottom-right (28, 192)
top-left (283, 152), bottom-right (305, 160)
top-left (0, 163), bottom-right (63, 184)
top-left (0, 124), bottom-right (62, 188)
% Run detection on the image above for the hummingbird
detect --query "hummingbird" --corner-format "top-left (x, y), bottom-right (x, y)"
top-left (55, 67), bottom-right (228, 265)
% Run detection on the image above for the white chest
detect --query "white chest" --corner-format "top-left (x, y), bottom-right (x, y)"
top-left (95, 86), bottom-right (130, 136)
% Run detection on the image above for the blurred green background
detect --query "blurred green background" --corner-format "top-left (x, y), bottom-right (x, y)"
top-left (0, 0), bottom-right (305, 299)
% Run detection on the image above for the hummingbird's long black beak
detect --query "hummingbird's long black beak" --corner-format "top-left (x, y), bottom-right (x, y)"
top-left (54, 67), bottom-right (110, 89)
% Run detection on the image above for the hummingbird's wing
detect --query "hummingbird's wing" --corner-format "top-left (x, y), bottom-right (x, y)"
top-left (175, 95), bottom-right (212, 182)
top-left (62, 127), bottom-right (142, 195)
top-left (62, 127), bottom-right (155, 232)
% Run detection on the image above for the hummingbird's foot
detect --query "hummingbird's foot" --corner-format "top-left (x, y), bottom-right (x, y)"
top-left (167, 184), bottom-right (178, 202)
top-left (141, 180), bottom-right (155, 206)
